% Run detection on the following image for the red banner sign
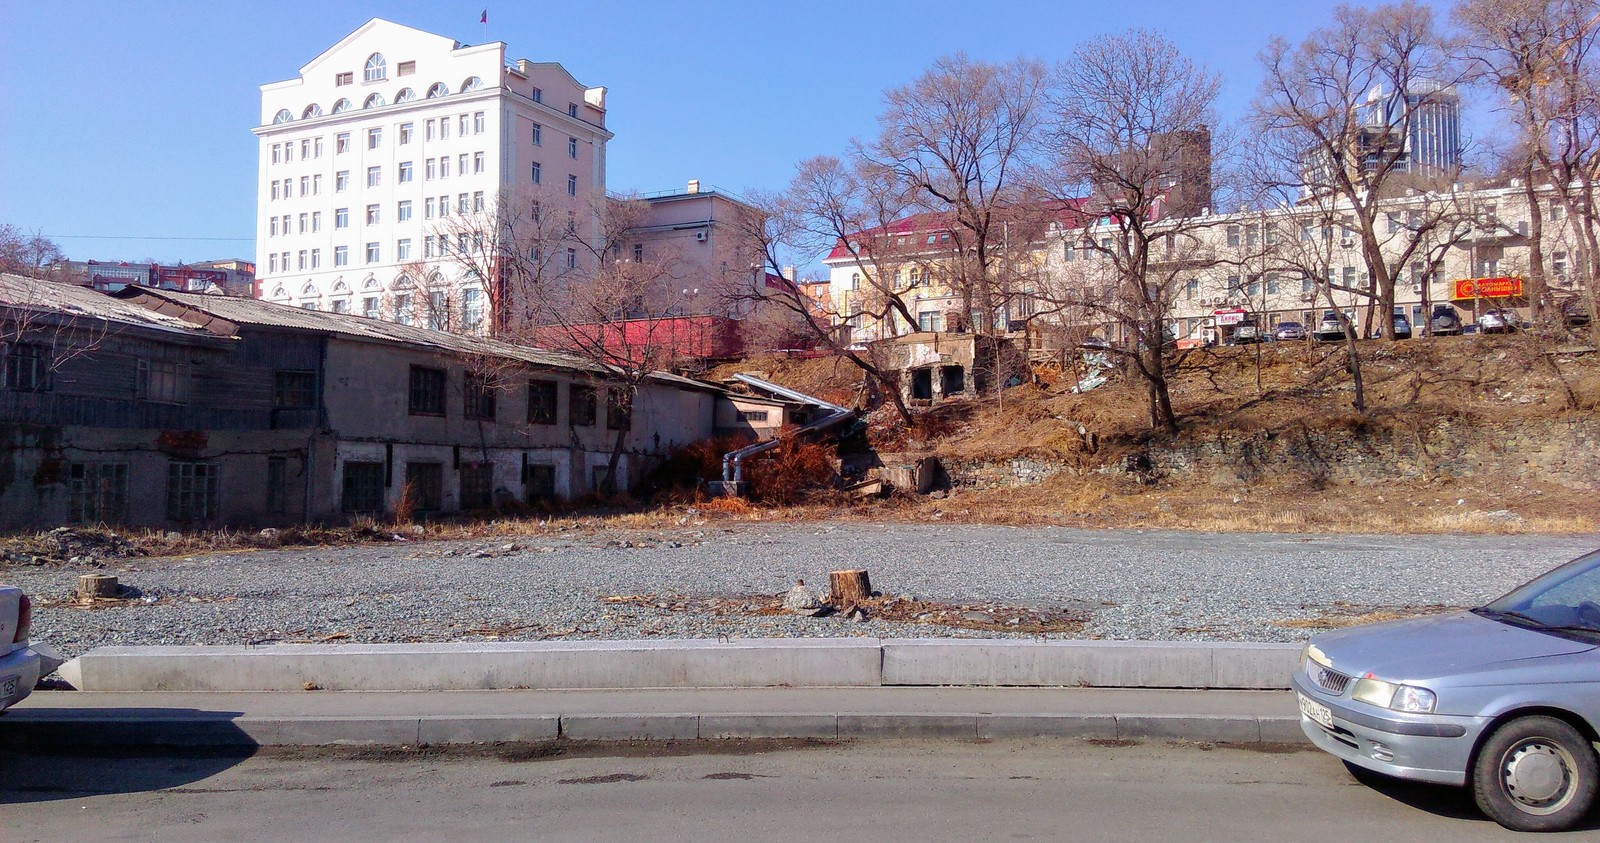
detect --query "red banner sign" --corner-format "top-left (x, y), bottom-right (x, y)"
top-left (1453, 276), bottom-right (1524, 300)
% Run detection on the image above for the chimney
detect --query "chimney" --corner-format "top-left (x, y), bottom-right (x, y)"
top-left (686, 179), bottom-right (700, 194)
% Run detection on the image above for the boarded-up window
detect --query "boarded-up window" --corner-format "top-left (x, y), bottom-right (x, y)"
top-left (606, 389), bottom-right (630, 431)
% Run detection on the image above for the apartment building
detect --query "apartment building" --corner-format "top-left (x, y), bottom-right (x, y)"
top-left (253, 18), bottom-right (611, 332)
top-left (822, 181), bottom-right (1588, 346)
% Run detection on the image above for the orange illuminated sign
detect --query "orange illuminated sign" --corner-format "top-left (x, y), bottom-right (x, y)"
top-left (1453, 277), bottom-right (1524, 300)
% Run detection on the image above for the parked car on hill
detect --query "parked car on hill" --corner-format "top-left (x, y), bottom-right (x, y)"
top-left (1429, 305), bottom-right (1463, 336)
top-left (1314, 311), bottom-right (1353, 343)
top-left (1479, 309), bottom-right (1521, 334)
top-left (1, 585), bottom-right (62, 714)
top-left (1230, 318), bottom-right (1263, 345)
top-left (1273, 321), bottom-right (1307, 341)
top-left (1295, 548), bottom-right (1600, 831)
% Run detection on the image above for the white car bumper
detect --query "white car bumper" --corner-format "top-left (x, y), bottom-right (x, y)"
top-left (0, 642), bottom-right (64, 712)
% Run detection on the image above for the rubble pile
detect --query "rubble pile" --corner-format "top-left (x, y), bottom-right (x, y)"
top-left (0, 527), bottom-right (145, 568)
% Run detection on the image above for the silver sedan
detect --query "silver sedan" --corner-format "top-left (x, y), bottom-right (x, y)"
top-left (1294, 549), bottom-right (1600, 832)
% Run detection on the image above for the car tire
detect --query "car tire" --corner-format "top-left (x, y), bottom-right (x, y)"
top-left (1472, 715), bottom-right (1599, 832)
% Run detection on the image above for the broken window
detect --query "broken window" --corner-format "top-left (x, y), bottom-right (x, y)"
top-left (459, 462), bottom-right (493, 510)
top-left (136, 360), bottom-right (185, 403)
top-left (404, 462), bottom-right (443, 511)
top-left (464, 373), bottom-right (497, 421)
top-left (342, 462), bottom-right (385, 514)
top-left (408, 366), bottom-right (447, 416)
top-left (524, 464), bottom-right (556, 501)
top-left (910, 368), bottom-right (934, 401)
top-left (273, 370), bottom-right (317, 408)
top-left (3, 344), bottom-right (50, 392)
top-left (941, 365), bottom-right (966, 396)
top-left (68, 462), bottom-right (128, 524)
top-left (606, 389), bottom-right (630, 431)
top-left (167, 461), bottom-right (220, 523)
top-left (527, 379), bottom-right (558, 424)
top-left (569, 384), bottom-right (597, 426)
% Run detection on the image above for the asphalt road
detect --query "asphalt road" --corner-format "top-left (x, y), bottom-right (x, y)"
top-left (2, 739), bottom-right (1557, 842)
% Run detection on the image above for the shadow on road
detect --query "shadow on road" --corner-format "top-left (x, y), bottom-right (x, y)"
top-left (0, 707), bottom-right (254, 805)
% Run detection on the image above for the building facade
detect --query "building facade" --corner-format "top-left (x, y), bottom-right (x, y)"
top-left (822, 180), bottom-right (1589, 346)
top-left (253, 18), bottom-right (611, 331)
top-left (1, 276), bottom-right (778, 530)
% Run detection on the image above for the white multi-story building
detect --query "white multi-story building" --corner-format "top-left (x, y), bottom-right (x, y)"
top-left (253, 18), bottom-right (610, 330)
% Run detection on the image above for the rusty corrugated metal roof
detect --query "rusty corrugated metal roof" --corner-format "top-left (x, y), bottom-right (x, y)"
top-left (0, 273), bottom-right (222, 340)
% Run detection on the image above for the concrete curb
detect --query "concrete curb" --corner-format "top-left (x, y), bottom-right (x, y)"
top-left (60, 639), bottom-right (1303, 693)
top-left (0, 711), bottom-right (1307, 749)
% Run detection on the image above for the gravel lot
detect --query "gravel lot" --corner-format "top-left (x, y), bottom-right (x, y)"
top-left (7, 522), bottom-right (1597, 657)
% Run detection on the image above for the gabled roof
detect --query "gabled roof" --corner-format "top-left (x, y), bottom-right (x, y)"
top-left (0, 274), bottom-right (224, 342)
top-left (115, 288), bottom-right (732, 396)
top-left (117, 287), bottom-right (609, 374)
top-left (297, 18), bottom-right (466, 77)
top-left (823, 199), bottom-right (1094, 261)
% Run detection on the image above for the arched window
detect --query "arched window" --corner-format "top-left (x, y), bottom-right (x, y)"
top-left (270, 285), bottom-right (288, 300)
top-left (362, 276), bottom-right (380, 291)
top-left (427, 271), bottom-right (445, 287)
top-left (272, 109), bottom-right (293, 124)
top-left (300, 282), bottom-right (319, 297)
top-left (363, 93), bottom-right (386, 109)
top-left (460, 76), bottom-right (483, 92)
top-left (426, 83), bottom-right (448, 99)
top-left (364, 53), bottom-right (387, 82)
top-left (394, 87), bottom-right (415, 103)
top-left (302, 103), bottom-right (323, 119)
top-left (331, 280), bottom-right (350, 294)
top-left (331, 98), bottom-right (352, 114)
top-left (392, 273), bottom-right (413, 290)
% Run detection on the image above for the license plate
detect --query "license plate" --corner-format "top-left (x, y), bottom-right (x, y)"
top-left (0, 675), bottom-right (17, 701)
top-left (1299, 693), bottom-right (1335, 730)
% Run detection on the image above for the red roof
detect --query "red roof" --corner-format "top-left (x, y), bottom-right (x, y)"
top-left (823, 199), bottom-right (1094, 261)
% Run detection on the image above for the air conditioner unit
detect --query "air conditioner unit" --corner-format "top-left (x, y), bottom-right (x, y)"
top-left (1410, 283), bottom-right (1423, 294)
top-left (1339, 238), bottom-right (1354, 248)
top-left (694, 231), bottom-right (708, 242)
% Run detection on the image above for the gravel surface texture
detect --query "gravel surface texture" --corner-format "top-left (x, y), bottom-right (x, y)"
top-left (6, 522), bottom-right (1597, 657)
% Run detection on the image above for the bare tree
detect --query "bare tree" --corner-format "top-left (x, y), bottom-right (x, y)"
top-left (0, 226), bottom-right (64, 279)
top-left (432, 189), bottom-right (695, 494)
top-left (1251, 2), bottom-right (1467, 347)
top-left (1041, 29), bottom-right (1227, 433)
top-left (720, 178), bottom-right (917, 426)
top-left (859, 54), bottom-right (1051, 335)
top-left (1457, 0), bottom-right (1600, 343)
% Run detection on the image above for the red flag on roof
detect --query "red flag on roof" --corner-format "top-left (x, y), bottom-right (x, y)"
top-left (480, 9), bottom-right (487, 23)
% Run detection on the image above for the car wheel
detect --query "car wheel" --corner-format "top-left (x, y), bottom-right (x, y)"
top-left (1472, 715), bottom-right (1599, 832)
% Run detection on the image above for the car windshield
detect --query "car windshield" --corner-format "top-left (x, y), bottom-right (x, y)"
top-left (1476, 550), bottom-right (1600, 638)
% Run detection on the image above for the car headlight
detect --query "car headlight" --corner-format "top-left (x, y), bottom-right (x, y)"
top-left (1351, 677), bottom-right (1436, 713)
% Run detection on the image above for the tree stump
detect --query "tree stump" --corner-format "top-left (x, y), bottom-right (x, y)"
top-left (828, 569), bottom-right (872, 608)
top-left (77, 574), bottom-right (119, 600)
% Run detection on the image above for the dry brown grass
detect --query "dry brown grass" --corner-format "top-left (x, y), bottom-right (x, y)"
top-left (1275, 603), bottom-right (1459, 630)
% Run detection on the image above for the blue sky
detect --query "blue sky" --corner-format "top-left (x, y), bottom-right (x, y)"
top-left (0, 0), bottom-right (1463, 265)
